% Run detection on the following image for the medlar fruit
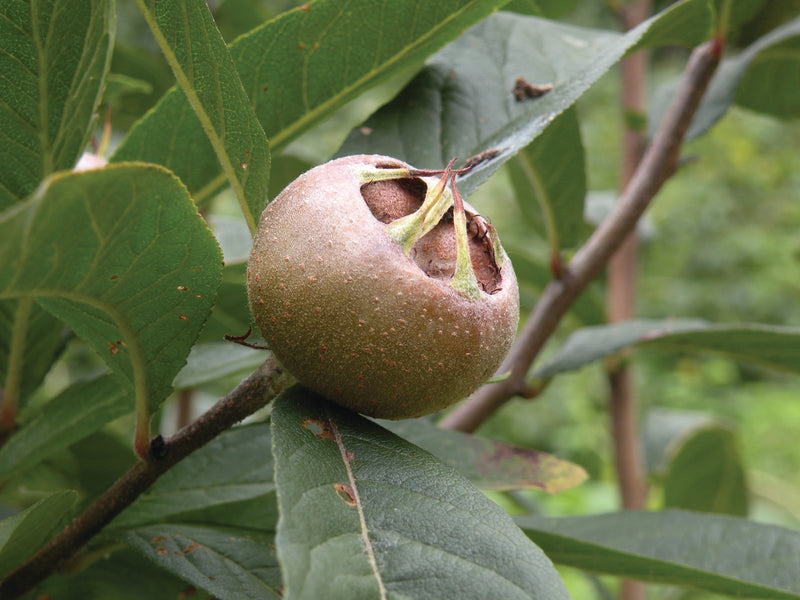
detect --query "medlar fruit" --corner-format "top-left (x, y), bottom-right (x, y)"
top-left (247, 154), bottom-right (518, 419)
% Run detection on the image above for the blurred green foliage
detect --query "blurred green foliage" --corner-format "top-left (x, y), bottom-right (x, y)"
top-left (478, 52), bottom-right (800, 534)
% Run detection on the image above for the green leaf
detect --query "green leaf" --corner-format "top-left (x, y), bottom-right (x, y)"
top-left (504, 0), bottom-right (580, 18)
top-left (173, 342), bottom-right (265, 389)
top-left (135, 0), bottom-right (270, 233)
top-left (0, 0), bottom-right (115, 210)
top-left (71, 430), bottom-right (137, 498)
top-left (378, 418), bottom-right (587, 493)
top-left (0, 374), bottom-right (131, 484)
top-left (214, 0), bottom-right (274, 43)
top-left (112, 0), bottom-right (512, 204)
top-left (194, 275), bottom-right (252, 344)
top-left (0, 490), bottom-right (77, 579)
top-left (506, 106), bottom-right (586, 251)
top-left (664, 424), bottom-right (749, 516)
top-left (28, 546), bottom-right (212, 600)
top-left (0, 164), bottom-right (223, 421)
top-left (533, 319), bottom-right (800, 378)
top-left (0, 297), bottom-right (65, 412)
top-left (644, 408), bottom-right (749, 516)
top-left (0, 0), bottom-right (115, 413)
top-left (107, 43), bottom-right (176, 130)
top-left (272, 386), bottom-right (570, 600)
top-left (650, 15), bottom-right (800, 140)
top-left (104, 73), bottom-right (155, 103)
top-left (111, 423), bottom-right (275, 530)
top-left (518, 510), bottom-right (800, 599)
top-left (110, 424), bottom-right (278, 599)
top-left (712, 0), bottom-right (765, 32)
top-left (123, 524), bottom-right (281, 600)
top-left (337, 0), bottom-right (713, 197)
top-left (734, 17), bottom-right (800, 119)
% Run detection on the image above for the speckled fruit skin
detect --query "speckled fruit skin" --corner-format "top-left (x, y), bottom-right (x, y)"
top-left (247, 154), bottom-right (519, 419)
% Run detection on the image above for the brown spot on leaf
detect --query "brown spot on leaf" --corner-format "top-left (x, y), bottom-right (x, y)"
top-left (303, 417), bottom-right (334, 439)
top-left (175, 542), bottom-right (202, 555)
top-left (513, 77), bottom-right (553, 101)
top-left (177, 586), bottom-right (196, 599)
top-left (334, 483), bottom-right (357, 506)
top-left (156, 546), bottom-right (168, 556)
top-left (178, 314), bottom-right (188, 320)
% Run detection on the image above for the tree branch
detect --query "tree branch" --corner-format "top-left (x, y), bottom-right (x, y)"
top-left (439, 39), bottom-right (722, 433)
top-left (0, 354), bottom-right (293, 600)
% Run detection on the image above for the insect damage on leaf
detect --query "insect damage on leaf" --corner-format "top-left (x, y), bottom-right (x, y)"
top-left (513, 77), bottom-right (553, 101)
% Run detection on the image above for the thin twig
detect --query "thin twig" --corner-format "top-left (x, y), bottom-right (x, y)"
top-left (0, 355), bottom-right (292, 600)
top-left (439, 39), bottom-right (722, 433)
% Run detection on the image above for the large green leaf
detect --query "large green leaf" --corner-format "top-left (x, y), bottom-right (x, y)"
top-left (644, 408), bottom-right (749, 516)
top-left (650, 15), bottom-right (800, 140)
top-left (112, 0), bottom-right (511, 204)
top-left (379, 418), bottom-right (586, 493)
top-left (663, 425), bottom-right (748, 516)
top-left (0, 0), bottom-right (114, 210)
top-left (518, 510), bottom-right (800, 599)
top-left (506, 106), bottom-right (585, 250)
top-left (0, 490), bottom-right (77, 579)
top-left (272, 386), bottom-right (570, 600)
top-left (111, 423), bottom-right (275, 530)
top-left (0, 165), bottom-right (223, 419)
top-left (123, 524), bottom-right (281, 600)
top-left (533, 319), bottom-right (800, 378)
top-left (0, 0), bottom-right (115, 419)
top-left (0, 374), bottom-right (131, 484)
top-left (136, 0), bottom-right (270, 232)
top-left (337, 0), bottom-right (713, 197)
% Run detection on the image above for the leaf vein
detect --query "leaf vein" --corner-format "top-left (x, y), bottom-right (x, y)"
top-left (330, 413), bottom-right (387, 600)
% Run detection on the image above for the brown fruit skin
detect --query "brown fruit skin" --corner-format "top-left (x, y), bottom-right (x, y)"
top-left (247, 155), bottom-right (519, 419)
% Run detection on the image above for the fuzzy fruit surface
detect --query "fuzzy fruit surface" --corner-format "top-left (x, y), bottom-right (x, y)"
top-left (247, 155), bottom-right (519, 419)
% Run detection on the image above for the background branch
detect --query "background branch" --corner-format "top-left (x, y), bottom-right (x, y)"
top-left (0, 354), bottom-right (292, 600)
top-left (440, 38), bottom-right (723, 433)
top-left (610, 2), bottom-right (651, 598)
